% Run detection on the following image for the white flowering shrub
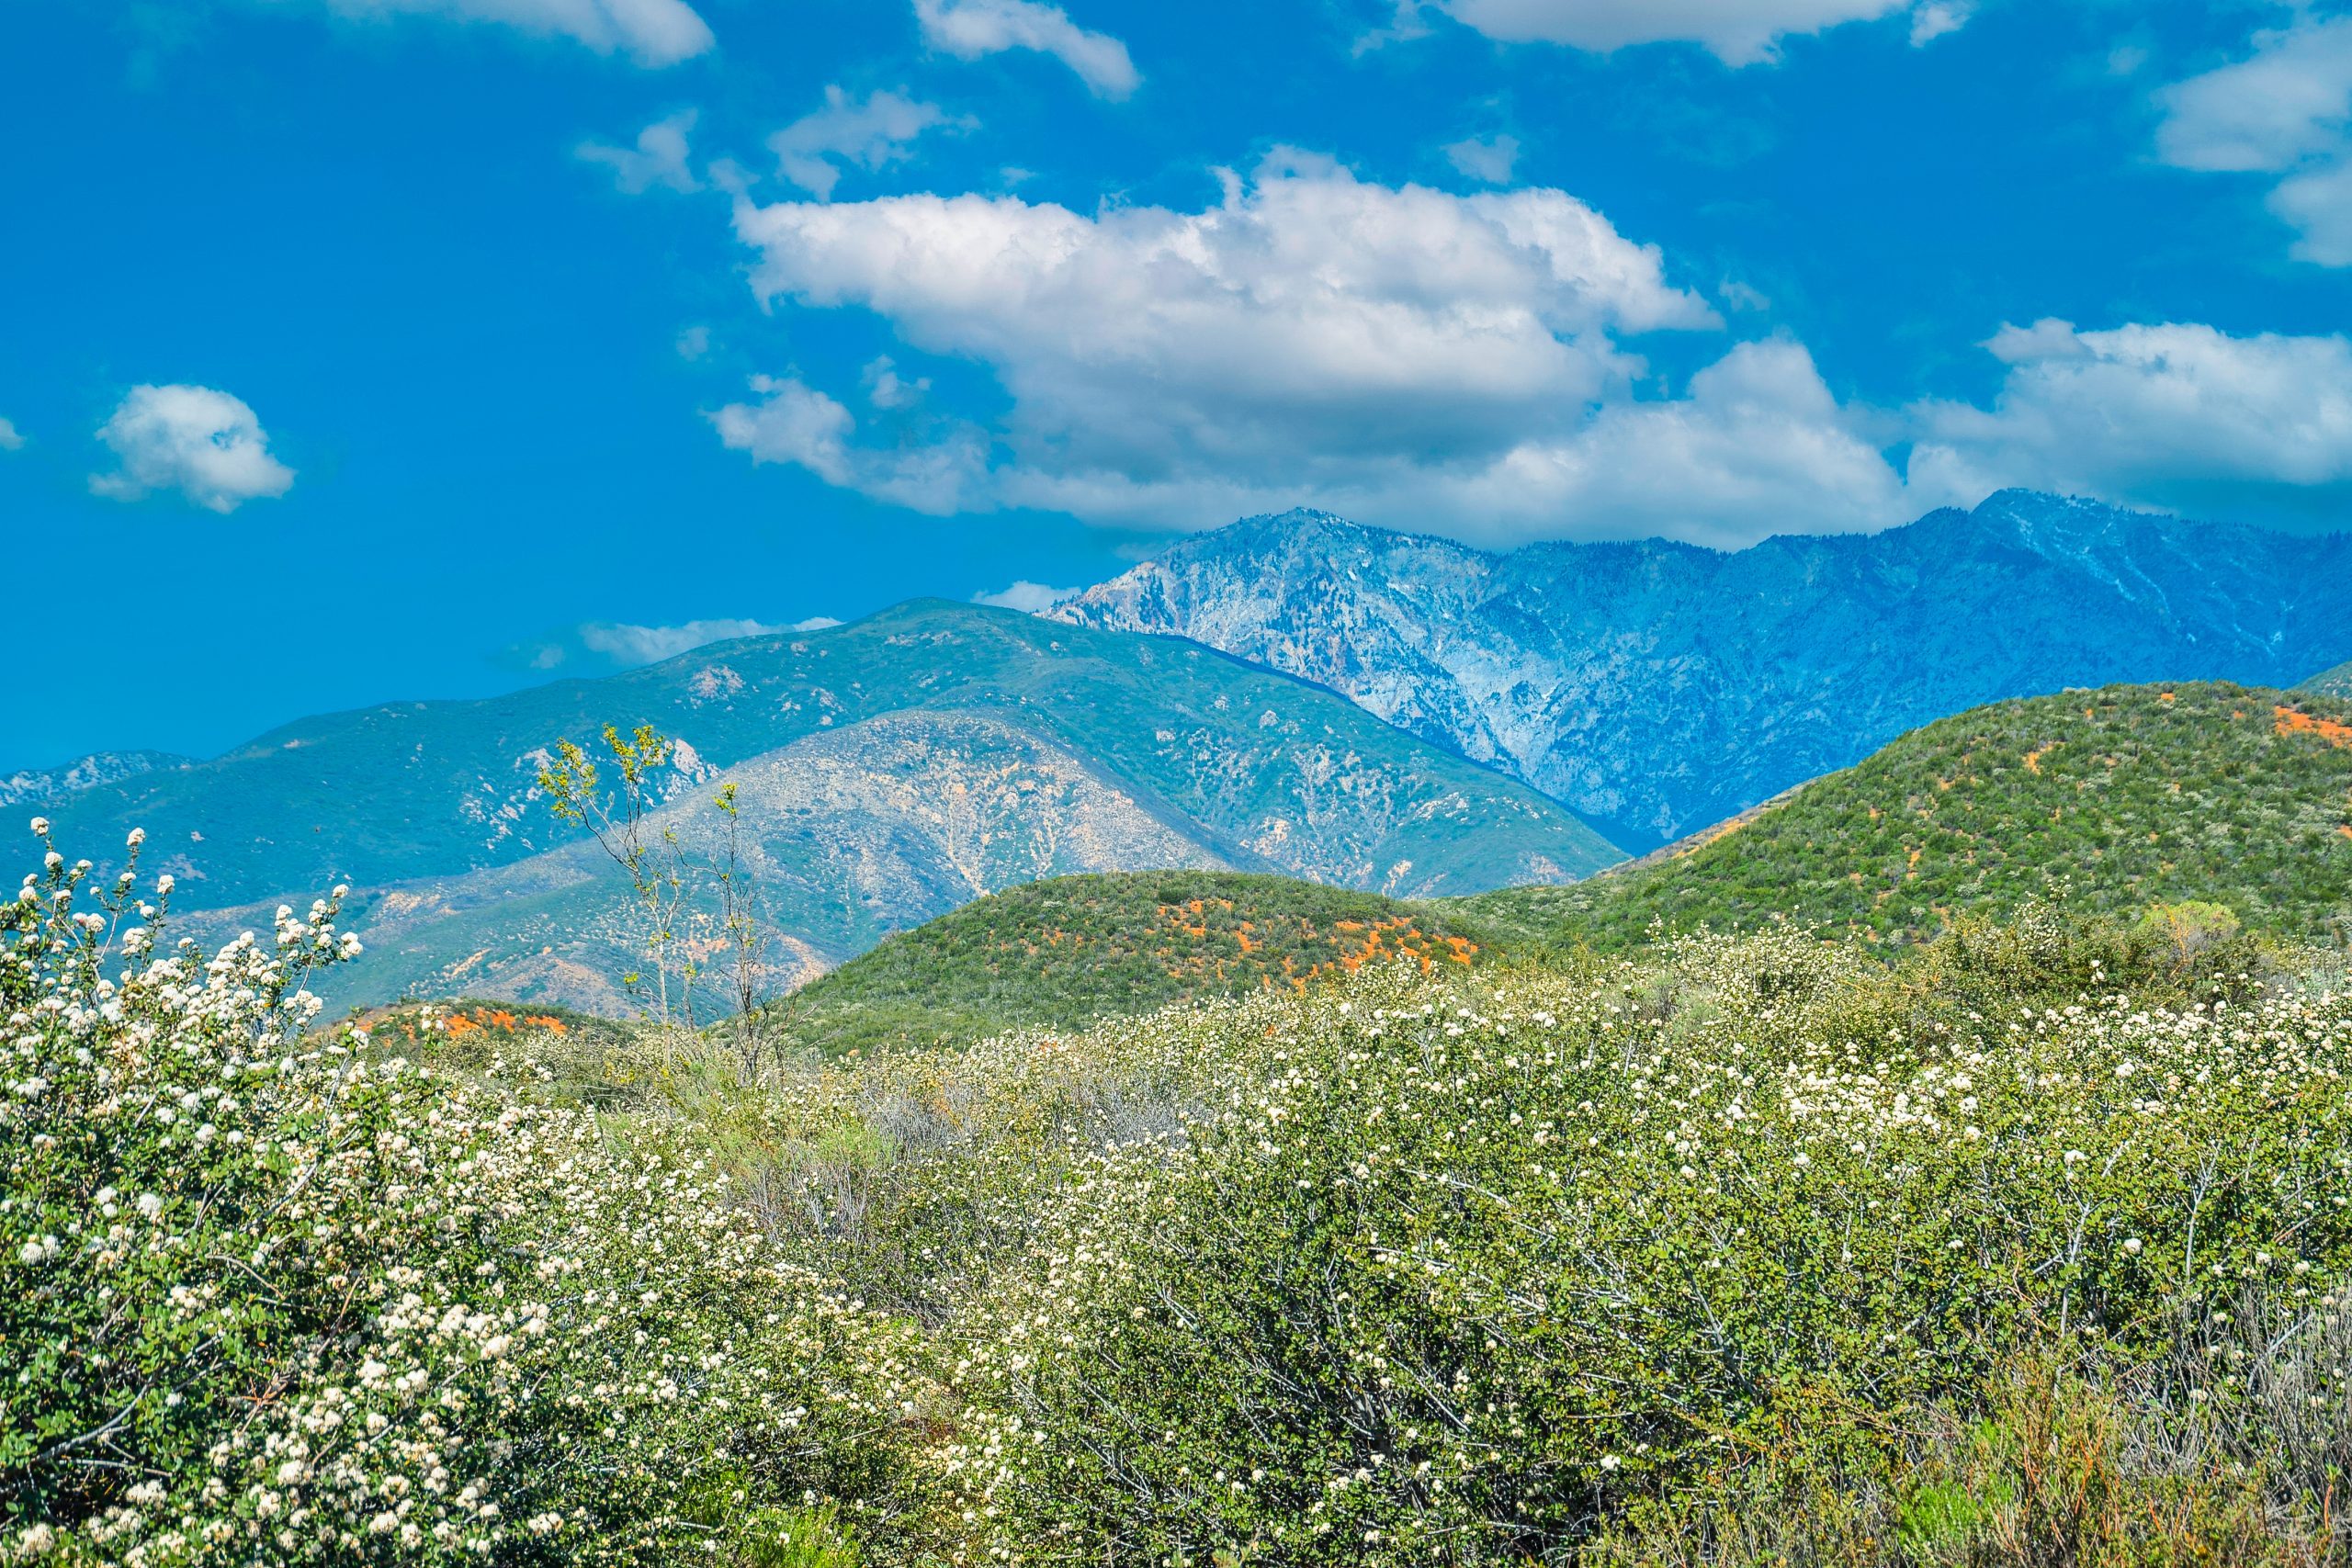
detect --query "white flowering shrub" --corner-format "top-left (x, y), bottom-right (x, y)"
top-left (0, 828), bottom-right (923, 1565)
top-left (923, 925), bottom-right (2352, 1564)
top-left (9, 809), bottom-right (2347, 1568)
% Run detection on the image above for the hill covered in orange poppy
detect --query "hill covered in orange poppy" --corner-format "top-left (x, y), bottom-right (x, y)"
top-left (767, 869), bottom-right (1495, 1055)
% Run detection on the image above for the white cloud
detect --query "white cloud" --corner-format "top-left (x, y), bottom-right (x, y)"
top-left (1907, 1), bottom-right (1968, 48)
top-left (1717, 277), bottom-right (1771, 312)
top-left (577, 615), bottom-right (835, 665)
top-left (1442, 132), bottom-right (1521, 185)
top-left (984, 337), bottom-right (1905, 547)
top-left (2154, 17), bottom-right (2352, 265)
top-left (2272, 158), bottom-right (2352, 266)
top-left (88, 385), bottom-right (295, 514)
top-left (912, 0), bottom-right (1138, 99)
top-left (675, 324), bottom-right (711, 359)
top-left (710, 375), bottom-right (991, 515)
top-left (731, 150), bottom-right (1714, 497)
top-left (577, 109), bottom-right (700, 195)
top-left (862, 356), bottom-right (930, 409)
top-left (1430, 337), bottom-right (1906, 547)
top-left (0, 418), bottom-right (22, 452)
top-left (972, 581), bottom-right (1081, 612)
top-left (714, 153), bottom-right (1938, 546)
top-left (770, 87), bottom-right (961, 201)
top-left (716, 144), bottom-right (2352, 545)
top-left (1422, 0), bottom-right (1912, 66)
top-left (1907, 319), bottom-right (2352, 522)
top-left (2155, 17), bottom-right (2352, 173)
top-left (282, 0), bottom-right (713, 65)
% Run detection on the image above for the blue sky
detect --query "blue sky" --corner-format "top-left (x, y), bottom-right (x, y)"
top-left (6, 0), bottom-right (2351, 772)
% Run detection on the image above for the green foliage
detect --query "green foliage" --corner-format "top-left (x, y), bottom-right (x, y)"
top-left (915, 918), bottom-right (2352, 1562)
top-left (2300, 659), bottom-right (2352, 699)
top-left (768, 870), bottom-right (1499, 1055)
top-left (1456, 682), bottom-right (2352, 953)
top-left (1589, 1354), bottom-right (2311, 1566)
top-left (16, 806), bottom-right (2352, 1566)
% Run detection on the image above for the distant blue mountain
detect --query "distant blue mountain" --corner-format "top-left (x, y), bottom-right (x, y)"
top-left (1054, 491), bottom-right (2352, 846)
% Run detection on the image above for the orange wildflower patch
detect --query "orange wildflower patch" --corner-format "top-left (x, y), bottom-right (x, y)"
top-left (2277, 705), bottom-right (2352, 749)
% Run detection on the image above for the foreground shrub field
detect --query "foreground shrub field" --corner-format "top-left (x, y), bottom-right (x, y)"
top-left (8, 822), bottom-right (2352, 1565)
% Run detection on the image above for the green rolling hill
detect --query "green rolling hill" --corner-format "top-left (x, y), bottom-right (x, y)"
top-left (34, 602), bottom-right (1620, 1010)
top-left (767, 868), bottom-right (1498, 1055)
top-left (1454, 681), bottom-right (2352, 951)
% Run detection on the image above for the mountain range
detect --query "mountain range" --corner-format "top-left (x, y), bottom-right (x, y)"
top-left (27, 603), bottom-right (1613, 1010)
top-left (15, 488), bottom-right (2352, 1013)
top-left (1051, 491), bottom-right (2352, 847)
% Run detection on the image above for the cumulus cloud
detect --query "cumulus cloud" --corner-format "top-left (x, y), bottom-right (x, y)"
top-left (708, 152), bottom-right (1956, 546)
top-left (577, 109), bottom-right (700, 195)
top-left (1906, 320), bottom-right (2352, 524)
top-left (770, 87), bottom-right (962, 200)
top-left (578, 616), bottom-right (836, 664)
top-left (88, 385), bottom-right (295, 514)
top-left (713, 143), bottom-right (2352, 544)
top-left (731, 149), bottom-right (1714, 491)
top-left (1442, 132), bottom-right (1521, 185)
top-left (0, 418), bottom-right (22, 452)
top-left (1425, 337), bottom-right (1906, 547)
top-left (2154, 18), bottom-right (2352, 173)
top-left (973, 581), bottom-right (1081, 612)
top-left (986, 337), bottom-right (1905, 547)
top-left (1417, 0), bottom-right (1914, 65)
top-left (912, 0), bottom-right (1138, 99)
top-left (2155, 17), bottom-right (2352, 265)
top-left (284, 0), bottom-right (713, 65)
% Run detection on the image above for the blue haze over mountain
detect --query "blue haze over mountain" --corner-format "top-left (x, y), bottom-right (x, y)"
top-left (1053, 491), bottom-right (2352, 847)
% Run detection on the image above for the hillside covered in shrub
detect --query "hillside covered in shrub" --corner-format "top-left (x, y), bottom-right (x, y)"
top-left (2304, 658), bottom-right (2352, 698)
top-left (768, 869), bottom-right (1494, 1055)
top-left (1458, 681), bottom-right (2352, 952)
top-left (13, 809), bottom-right (2352, 1565)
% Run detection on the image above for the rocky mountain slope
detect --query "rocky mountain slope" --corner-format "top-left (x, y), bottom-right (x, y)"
top-left (1453, 681), bottom-right (2352, 950)
top-left (0, 750), bottom-right (187, 809)
top-left (38, 602), bottom-right (1617, 1010)
top-left (1051, 491), bottom-right (2352, 846)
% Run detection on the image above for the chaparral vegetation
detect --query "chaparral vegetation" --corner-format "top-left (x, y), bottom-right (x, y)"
top-left (10, 682), bottom-right (2352, 1566)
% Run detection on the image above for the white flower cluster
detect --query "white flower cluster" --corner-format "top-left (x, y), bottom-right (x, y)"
top-left (891, 928), bottom-right (2352, 1564)
top-left (0, 828), bottom-right (922, 1566)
